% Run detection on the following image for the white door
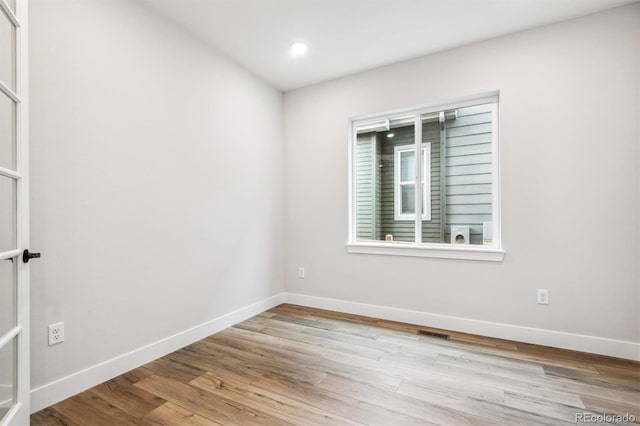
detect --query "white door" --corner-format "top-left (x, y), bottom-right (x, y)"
top-left (0, 0), bottom-right (30, 424)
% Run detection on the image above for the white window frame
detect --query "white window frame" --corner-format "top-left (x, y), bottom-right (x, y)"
top-left (394, 143), bottom-right (431, 221)
top-left (347, 91), bottom-right (504, 262)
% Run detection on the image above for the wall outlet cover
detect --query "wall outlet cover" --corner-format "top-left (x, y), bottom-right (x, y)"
top-left (48, 322), bottom-right (64, 346)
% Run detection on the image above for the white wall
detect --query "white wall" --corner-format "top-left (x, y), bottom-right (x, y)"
top-left (30, 0), bottom-right (283, 396)
top-left (284, 5), bottom-right (640, 350)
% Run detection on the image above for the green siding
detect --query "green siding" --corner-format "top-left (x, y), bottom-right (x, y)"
top-left (422, 122), bottom-right (443, 243)
top-left (355, 133), bottom-right (376, 240)
top-left (380, 126), bottom-right (415, 241)
top-left (375, 137), bottom-right (382, 239)
top-left (445, 104), bottom-right (493, 244)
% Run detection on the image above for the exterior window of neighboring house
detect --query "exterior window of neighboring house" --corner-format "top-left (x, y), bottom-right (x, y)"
top-left (348, 92), bottom-right (504, 261)
top-left (395, 144), bottom-right (430, 221)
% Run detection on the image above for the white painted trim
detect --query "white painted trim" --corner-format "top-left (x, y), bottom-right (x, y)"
top-left (0, 0), bottom-right (19, 27)
top-left (0, 167), bottom-right (20, 180)
top-left (348, 121), bottom-right (355, 242)
top-left (284, 293), bottom-right (640, 361)
top-left (346, 241), bottom-right (505, 261)
top-left (0, 80), bottom-right (19, 103)
top-left (30, 293), bottom-right (285, 413)
top-left (413, 114), bottom-right (422, 243)
top-left (0, 327), bottom-right (20, 349)
top-left (0, 249), bottom-right (20, 261)
top-left (491, 101), bottom-right (501, 248)
top-left (394, 143), bottom-right (431, 222)
top-left (0, 403), bottom-right (21, 426)
top-left (13, 0), bottom-right (30, 422)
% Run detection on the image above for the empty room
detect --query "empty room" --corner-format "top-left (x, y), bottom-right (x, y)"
top-left (0, 0), bottom-right (639, 424)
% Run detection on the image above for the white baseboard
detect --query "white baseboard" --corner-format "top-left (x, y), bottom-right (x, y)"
top-left (30, 293), bottom-right (285, 413)
top-left (284, 293), bottom-right (640, 362)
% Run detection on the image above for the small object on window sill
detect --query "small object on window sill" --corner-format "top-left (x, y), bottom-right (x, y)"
top-left (385, 234), bottom-right (394, 242)
top-left (451, 226), bottom-right (470, 245)
top-left (483, 221), bottom-right (493, 245)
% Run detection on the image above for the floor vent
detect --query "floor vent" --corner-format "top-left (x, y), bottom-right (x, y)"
top-left (417, 330), bottom-right (450, 339)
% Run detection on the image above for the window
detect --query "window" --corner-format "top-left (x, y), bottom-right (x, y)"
top-left (395, 144), bottom-right (430, 221)
top-left (348, 93), bottom-right (504, 261)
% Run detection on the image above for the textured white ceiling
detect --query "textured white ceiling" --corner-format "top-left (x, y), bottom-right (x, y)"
top-left (138, 0), bottom-right (637, 91)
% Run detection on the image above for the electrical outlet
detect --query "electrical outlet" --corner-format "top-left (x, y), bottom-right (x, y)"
top-left (537, 289), bottom-right (549, 305)
top-left (48, 322), bottom-right (64, 346)
top-left (298, 267), bottom-right (305, 279)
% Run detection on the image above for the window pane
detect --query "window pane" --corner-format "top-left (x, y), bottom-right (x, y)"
top-left (0, 9), bottom-right (16, 92)
top-left (0, 338), bottom-right (15, 422)
top-left (401, 184), bottom-right (415, 214)
top-left (0, 176), bottom-right (16, 252)
top-left (351, 97), bottom-right (498, 249)
top-left (421, 102), bottom-right (493, 245)
top-left (0, 92), bottom-right (15, 170)
top-left (354, 123), bottom-right (415, 242)
top-left (400, 150), bottom-right (414, 182)
top-left (387, 124), bottom-right (415, 241)
top-left (0, 258), bottom-right (15, 337)
top-left (354, 133), bottom-right (383, 241)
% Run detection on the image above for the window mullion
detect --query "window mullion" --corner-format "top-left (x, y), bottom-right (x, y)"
top-left (414, 114), bottom-right (422, 244)
top-left (491, 102), bottom-right (500, 247)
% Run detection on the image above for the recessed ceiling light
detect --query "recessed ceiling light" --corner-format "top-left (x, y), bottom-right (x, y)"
top-left (290, 41), bottom-right (308, 57)
top-left (386, 133), bottom-right (395, 138)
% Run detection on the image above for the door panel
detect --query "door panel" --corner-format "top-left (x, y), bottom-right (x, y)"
top-left (0, 0), bottom-right (28, 424)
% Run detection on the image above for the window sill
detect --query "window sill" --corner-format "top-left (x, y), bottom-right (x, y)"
top-left (346, 242), bottom-right (505, 262)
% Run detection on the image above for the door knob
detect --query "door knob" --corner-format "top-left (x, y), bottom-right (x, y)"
top-left (23, 249), bottom-right (41, 263)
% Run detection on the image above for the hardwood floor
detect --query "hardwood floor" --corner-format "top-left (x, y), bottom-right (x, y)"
top-left (32, 304), bottom-right (640, 425)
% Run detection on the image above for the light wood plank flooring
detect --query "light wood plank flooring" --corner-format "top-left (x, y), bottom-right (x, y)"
top-left (32, 304), bottom-right (640, 425)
